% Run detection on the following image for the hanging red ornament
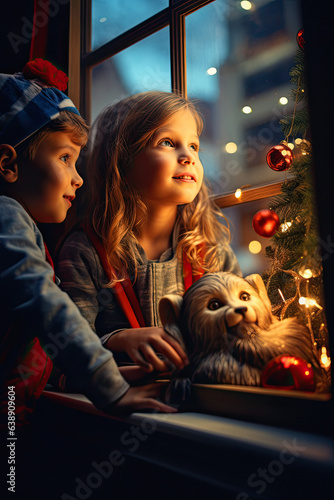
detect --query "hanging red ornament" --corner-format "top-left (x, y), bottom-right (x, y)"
top-left (252, 209), bottom-right (280, 238)
top-left (261, 355), bottom-right (316, 392)
top-left (266, 144), bottom-right (294, 172)
top-left (296, 29), bottom-right (305, 49)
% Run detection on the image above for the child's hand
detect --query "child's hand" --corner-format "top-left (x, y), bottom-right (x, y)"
top-left (102, 384), bottom-right (178, 415)
top-left (118, 365), bottom-right (171, 384)
top-left (106, 327), bottom-right (188, 373)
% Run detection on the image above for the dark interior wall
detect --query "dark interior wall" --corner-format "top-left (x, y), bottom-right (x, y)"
top-left (0, 0), bottom-right (69, 74)
top-left (0, 1), bottom-right (33, 73)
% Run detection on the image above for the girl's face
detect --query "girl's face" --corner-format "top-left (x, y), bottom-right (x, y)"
top-left (128, 108), bottom-right (204, 209)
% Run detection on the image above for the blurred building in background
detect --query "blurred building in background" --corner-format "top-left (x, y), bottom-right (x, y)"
top-left (91, 0), bottom-right (302, 274)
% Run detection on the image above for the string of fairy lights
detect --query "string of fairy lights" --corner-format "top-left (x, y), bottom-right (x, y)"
top-left (230, 28), bottom-right (331, 372)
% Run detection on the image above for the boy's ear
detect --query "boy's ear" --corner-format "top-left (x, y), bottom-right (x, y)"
top-left (0, 144), bottom-right (18, 183)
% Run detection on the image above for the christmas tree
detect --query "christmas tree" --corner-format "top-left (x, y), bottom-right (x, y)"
top-left (261, 41), bottom-right (330, 374)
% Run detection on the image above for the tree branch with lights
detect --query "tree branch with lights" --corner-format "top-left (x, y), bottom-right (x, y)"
top-left (254, 31), bottom-right (331, 376)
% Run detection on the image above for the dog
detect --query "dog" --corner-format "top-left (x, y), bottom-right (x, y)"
top-left (159, 272), bottom-right (325, 401)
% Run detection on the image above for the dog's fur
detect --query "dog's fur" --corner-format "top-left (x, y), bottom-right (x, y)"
top-left (159, 272), bottom-right (324, 397)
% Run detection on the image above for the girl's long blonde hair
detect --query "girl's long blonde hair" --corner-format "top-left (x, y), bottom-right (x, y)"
top-left (84, 91), bottom-right (230, 285)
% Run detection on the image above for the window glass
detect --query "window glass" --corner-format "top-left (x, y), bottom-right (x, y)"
top-left (91, 0), bottom-right (168, 50)
top-left (186, 0), bottom-right (301, 192)
top-left (221, 197), bottom-right (278, 275)
top-left (186, 0), bottom-right (302, 285)
top-left (187, 1), bottom-right (330, 389)
top-left (91, 28), bottom-right (170, 122)
top-left (87, 0), bottom-right (330, 397)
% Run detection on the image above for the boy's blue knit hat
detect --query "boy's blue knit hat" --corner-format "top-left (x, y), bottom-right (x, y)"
top-left (0, 59), bottom-right (80, 148)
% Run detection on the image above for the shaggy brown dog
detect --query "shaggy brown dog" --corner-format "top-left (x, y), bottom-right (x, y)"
top-left (159, 272), bottom-right (324, 398)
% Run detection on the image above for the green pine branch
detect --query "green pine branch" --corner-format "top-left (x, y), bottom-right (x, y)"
top-left (262, 47), bottom-right (327, 353)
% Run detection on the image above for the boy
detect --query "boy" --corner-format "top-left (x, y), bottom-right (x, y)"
top-left (0, 59), bottom-right (175, 427)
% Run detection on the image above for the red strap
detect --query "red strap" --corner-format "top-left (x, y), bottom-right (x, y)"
top-left (182, 245), bottom-right (205, 291)
top-left (29, 0), bottom-right (49, 60)
top-left (44, 243), bottom-right (56, 283)
top-left (84, 224), bottom-right (205, 327)
top-left (182, 252), bottom-right (193, 291)
top-left (84, 224), bottom-right (145, 328)
top-left (113, 281), bottom-right (145, 328)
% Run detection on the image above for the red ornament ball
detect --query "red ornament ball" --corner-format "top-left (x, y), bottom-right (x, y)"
top-left (261, 355), bottom-right (316, 392)
top-left (296, 28), bottom-right (305, 49)
top-left (266, 144), bottom-right (294, 172)
top-left (252, 209), bottom-right (280, 238)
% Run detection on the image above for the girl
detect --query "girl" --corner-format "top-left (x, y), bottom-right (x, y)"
top-left (56, 91), bottom-right (241, 376)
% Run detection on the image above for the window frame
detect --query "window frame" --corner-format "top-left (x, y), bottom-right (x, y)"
top-left (73, 0), bottom-right (215, 123)
top-left (69, 0), bottom-right (334, 436)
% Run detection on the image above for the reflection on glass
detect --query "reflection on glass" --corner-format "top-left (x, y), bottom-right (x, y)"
top-left (185, 0), bottom-right (302, 276)
top-left (91, 28), bottom-right (170, 121)
top-left (88, 1), bottom-right (330, 393)
top-left (186, 0), bottom-right (301, 192)
top-left (91, 0), bottom-right (168, 50)
top-left (222, 197), bottom-right (280, 276)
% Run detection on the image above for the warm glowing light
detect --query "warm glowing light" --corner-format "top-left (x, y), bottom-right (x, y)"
top-left (278, 289), bottom-right (286, 303)
top-left (299, 268), bottom-right (313, 279)
top-left (242, 106), bottom-right (252, 114)
top-left (299, 297), bottom-right (323, 309)
top-left (249, 240), bottom-right (262, 254)
top-left (305, 370), bottom-right (310, 376)
top-left (288, 142), bottom-right (294, 150)
top-left (299, 257), bottom-right (321, 279)
top-left (295, 138), bottom-right (303, 145)
top-left (281, 356), bottom-right (298, 369)
top-left (207, 67), bottom-right (217, 75)
top-left (99, 17), bottom-right (107, 23)
top-left (280, 221), bottom-right (292, 232)
top-left (241, 1), bottom-right (252, 10)
top-left (234, 188), bottom-right (242, 198)
top-left (320, 346), bottom-right (331, 370)
top-left (279, 97), bottom-right (288, 105)
top-left (225, 142), bottom-right (238, 154)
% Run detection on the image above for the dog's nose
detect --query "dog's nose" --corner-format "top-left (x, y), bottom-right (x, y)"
top-left (225, 306), bottom-right (249, 327)
top-left (234, 307), bottom-right (247, 316)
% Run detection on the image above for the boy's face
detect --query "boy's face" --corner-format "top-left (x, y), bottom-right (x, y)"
top-left (15, 132), bottom-right (83, 223)
top-left (128, 109), bottom-right (204, 209)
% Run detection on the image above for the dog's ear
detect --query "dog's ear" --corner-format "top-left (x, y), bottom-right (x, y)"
top-left (243, 274), bottom-right (273, 314)
top-left (159, 294), bottom-right (185, 349)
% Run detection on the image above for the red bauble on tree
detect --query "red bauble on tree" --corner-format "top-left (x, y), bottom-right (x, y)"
top-left (252, 209), bottom-right (280, 238)
top-left (266, 144), bottom-right (294, 172)
top-left (296, 28), bottom-right (305, 49)
top-left (261, 355), bottom-right (316, 392)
